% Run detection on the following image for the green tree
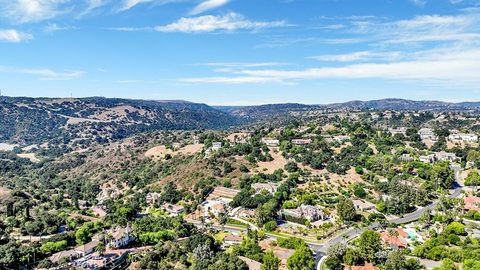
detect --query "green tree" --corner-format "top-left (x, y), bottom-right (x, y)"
top-left (434, 259), bottom-right (458, 270)
top-left (430, 161), bottom-right (454, 190)
top-left (262, 250), bottom-right (280, 270)
top-left (287, 245), bottom-right (315, 270)
top-left (358, 230), bottom-right (383, 263)
top-left (337, 198), bottom-right (357, 222)
top-left (385, 250), bottom-right (405, 270)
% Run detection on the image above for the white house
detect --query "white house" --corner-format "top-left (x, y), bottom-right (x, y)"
top-left (199, 199), bottom-right (229, 218)
top-left (161, 202), bottom-right (185, 216)
top-left (212, 142), bottom-right (222, 150)
top-left (146, 192), bottom-right (161, 206)
top-left (252, 182), bottom-right (278, 194)
top-left (448, 133), bottom-right (478, 143)
top-left (107, 226), bottom-right (134, 249)
top-left (291, 139), bottom-right (312, 145)
top-left (282, 204), bottom-right (326, 222)
top-left (388, 127), bottom-right (407, 136)
top-left (418, 128), bottom-right (438, 141)
top-left (261, 138), bottom-right (280, 147)
top-left (419, 154), bottom-right (435, 164)
top-left (435, 151), bottom-right (457, 162)
top-left (353, 199), bottom-right (376, 211)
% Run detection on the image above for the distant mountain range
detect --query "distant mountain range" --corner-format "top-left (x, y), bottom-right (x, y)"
top-left (1, 96), bottom-right (480, 145)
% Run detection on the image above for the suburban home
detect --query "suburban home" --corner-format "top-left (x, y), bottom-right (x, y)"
top-left (380, 231), bottom-right (408, 249)
top-left (419, 154), bottom-right (435, 164)
top-left (291, 138), bottom-right (312, 145)
top-left (399, 154), bottom-right (413, 162)
top-left (199, 199), bottom-right (228, 218)
top-left (172, 142), bottom-right (182, 149)
top-left (161, 202), bottom-right (185, 216)
top-left (212, 142), bottom-right (222, 150)
top-left (49, 249), bottom-right (83, 264)
top-left (352, 199), bottom-right (376, 211)
top-left (107, 226), bottom-right (134, 249)
top-left (448, 133), bottom-right (478, 142)
top-left (239, 256), bottom-right (262, 270)
top-left (231, 207), bottom-right (256, 219)
top-left (464, 196), bottom-right (480, 212)
top-left (418, 128), bottom-right (438, 141)
top-left (261, 138), bottom-right (280, 147)
top-left (282, 204), bottom-right (326, 222)
top-left (206, 186), bottom-right (240, 201)
top-left (146, 192), bottom-right (161, 206)
top-left (223, 234), bottom-right (243, 246)
top-left (252, 182), bottom-right (278, 194)
top-left (388, 127), bottom-right (407, 136)
top-left (435, 151), bottom-right (457, 162)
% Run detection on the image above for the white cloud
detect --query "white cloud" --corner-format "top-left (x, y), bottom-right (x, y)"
top-left (190, 0), bottom-right (230, 15)
top-left (0, 0), bottom-right (71, 23)
top-left (181, 48), bottom-right (480, 85)
top-left (310, 51), bottom-right (403, 62)
top-left (118, 0), bottom-right (183, 11)
top-left (154, 13), bottom-right (287, 33)
top-left (43, 23), bottom-right (77, 32)
top-left (156, 13), bottom-right (287, 33)
top-left (0, 66), bottom-right (84, 80)
top-left (410, 0), bottom-right (427, 7)
top-left (198, 62), bottom-right (288, 67)
top-left (0, 29), bottom-right (33, 42)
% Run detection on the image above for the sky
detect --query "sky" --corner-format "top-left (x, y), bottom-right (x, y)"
top-left (1, 0), bottom-right (480, 105)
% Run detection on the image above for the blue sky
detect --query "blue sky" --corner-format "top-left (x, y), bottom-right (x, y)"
top-left (1, 0), bottom-right (480, 105)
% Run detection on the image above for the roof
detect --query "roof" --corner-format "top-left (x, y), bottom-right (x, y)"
top-left (380, 232), bottom-right (407, 248)
top-left (224, 234), bottom-right (243, 242)
top-left (49, 249), bottom-right (81, 263)
top-left (108, 227), bottom-right (131, 241)
top-left (75, 239), bottom-right (100, 253)
top-left (239, 256), bottom-right (262, 270)
top-left (465, 196), bottom-right (480, 211)
top-left (207, 186), bottom-right (240, 200)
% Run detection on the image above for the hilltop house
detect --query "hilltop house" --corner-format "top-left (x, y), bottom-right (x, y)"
top-left (352, 199), bottom-right (376, 212)
top-left (223, 234), bottom-right (243, 247)
top-left (282, 204), bottom-right (326, 222)
top-left (419, 154), bottom-right (435, 164)
top-left (380, 231), bottom-right (408, 249)
top-left (418, 128), bottom-right (438, 141)
top-left (448, 133), bottom-right (478, 142)
top-left (291, 139), bottom-right (312, 146)
top-left (161, 202), bottom-right (185, 216)
top-left (261, 138), bottom-right (280, 147)
top-left (212, 142), bottom-right (222, 150)
top-left (435, 151), bottom-right (457, 162)
top-left (107, 226), bottom-right (134, 249)
top-left (252, 182), bottom-right (278, 194)
top-left (146, 192), bottom-right (161, 206)
top-left (199, 199), bottom-right (229, 218)
top-left (388, 127), bottom-right (407, 136)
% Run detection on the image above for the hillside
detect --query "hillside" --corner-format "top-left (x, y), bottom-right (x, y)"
top-left (0, 96), bottom-right (238, 145)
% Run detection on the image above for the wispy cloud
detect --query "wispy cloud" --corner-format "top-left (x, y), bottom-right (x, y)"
top-left (196, 62), bottom-right (288, 67)
top-left (118, 0), bottom-right (184, 12)
top-left (43, 23), bottom-right (77, 32)
top-left (0, 29), bottom-right (33, 42)
top-left (310, 51), bottom-right (403, 62)
top-left (0, 65), bottom-right (84, 80)
top-left (190, 0), bottom-right (230, 15)
top-left (0, 0), bottom-right (72, 23)
top-left (111, 13), bottom-right (287, 33)
top-left (180, 47), bottom-right (480, 86)
top-left (410, 0), bottom-right (427, 7)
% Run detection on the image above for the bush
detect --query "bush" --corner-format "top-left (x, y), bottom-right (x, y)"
top-left (264, 221), bottom-right (277, 232)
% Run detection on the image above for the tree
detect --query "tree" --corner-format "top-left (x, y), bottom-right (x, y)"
top-left (434, 259), bottom-right (458, 270)
top-left (95, 241), bottom-right (106, 255)
top-left (430, 161), bottom-right (454, 190)
top-left (327, 242), bottom-right (347, 260)
top-left (385, 250), bottom-right (405, 270)
top-left (287, 245), bottom-right (315, 270)
top-left (325, 256), bottom-right (343, 270)
top-left (358, 230), bottom-right (383, 263)
top-left (337, 198), bottom-right (357, 222)
top-left (404, 258), bottom-right (424, 270)
top-left (262, 250), bottom-right (280, 270)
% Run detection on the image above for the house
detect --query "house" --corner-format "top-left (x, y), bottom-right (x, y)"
top-left (92, 206), bottom-right (107, 218)
top-left (78, 199), bottom-right (88, 210)
top-left (239, 256), bottom-right (262, 270)
top-left (232, 207), bottom-right (256, 219)
top-left (207, 186), bottom-right (240, 200)
top-left (291, 139), bottom-right (312, 146)
top-left (418, 128), bottom-right (438, 141)
top-left (419, 154), bottom-right (435, 164)
top-left (448, 133), bottom-right (478, 143)
top-left (261, 138), bottom-right (280, 147)
top-left (172, 142), bottom-right (182, 150)
top-left (464, 196), bottom-right (480, 212)
top-left (212, 142), bottom-right (222, 150)
top-left (282, 205), bottom-right (326, 222)
top-left (224, 234), bottom-right (243, 246)
top-left (388, 127), bottom-right (407, 136)
top-left (333, 135), bottom-right (350, 143)
top-left (352, 199), bottom-right (376, 211)
top-left (252, 182), bottom-right (278, 194)
top-left (343, 263), bottom-right (379, 270)
top-left (107, 226), bottom-right (134, 249)
top-left (399, 154), bottom-right (413, 162)
top-left (161, 202), bottom-right (185, 216)
top-left (435, 151), bottom-right (457, 162)
top-left (380, 231), bottom-right (408, 249)
top-left (49, 249), bottom-right (83, 264)
top-left (200, 199), bottom-right (228, 218)
top-left (146, 192), bottom-right (161, 206)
